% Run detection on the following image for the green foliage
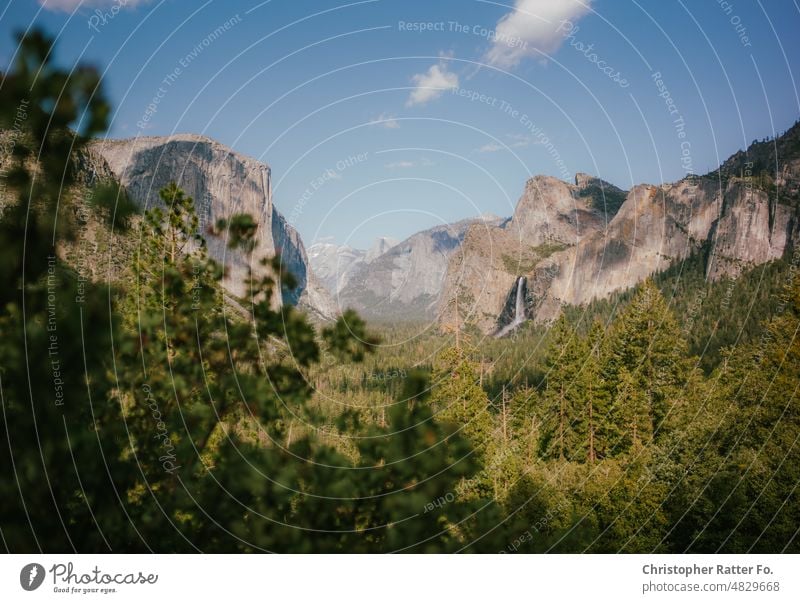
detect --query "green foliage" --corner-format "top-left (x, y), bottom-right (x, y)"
top-left (606, 279), bottom-right (691, 443)
top-left (2, 29), bottom-right (798, 555)
top-left (0, 29), bottom-right (123, 552)
top-left (0, 30), bottom-right (509, 553)
top-left (429, 345), bottom-right (494, 455)
top-left (322, 309), bottom-right (380, 363)
top-left (565, 249), bottom-right (794, 373)
top-left (214, 213), bottom-right (258, 253)
top-left (668, 274), bottom-right (800, 552)
top-left (576, 182), bottom-right (628, 216)
top-left (87, 181), bottom-right (139, 230)
top-left (538, 316), bottom-right (587, 461)
top-left (501, 241), bottom-right (570, 274)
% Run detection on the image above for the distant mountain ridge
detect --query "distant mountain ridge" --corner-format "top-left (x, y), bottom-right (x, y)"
top-left (64, 121), bottom-right (800, 331)
top-left (308, 236), bottom-right (399, 296)
top-left (313, 216), bottom-right (502, 321)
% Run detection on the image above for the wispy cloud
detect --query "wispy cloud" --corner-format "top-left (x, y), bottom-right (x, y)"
top-left (384, 161), bottom-right (416, 169)
top-left (476, 134), bottom-right (535, 153)
top-left (485, 0), bottom-right (592, 69)
top-left (507, 133), bottom-right (534, 148)
top-left (371, 113), bottom-right (401, 129)
top-left (406, 59), bottom-right (459, 107)
top-left (39, 0), bottom-right (150, 11)
top-left (384, 157), bottom-right (435, 169)
top-left (477, 142), bottom-right (504, 154)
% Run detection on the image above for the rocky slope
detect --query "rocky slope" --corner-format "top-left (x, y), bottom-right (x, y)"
top-left (439, 174), bottom-right (626, 333)
top-left (333, 217), bottom-right (501, 321)
top-left (87, 134), bottom-right (336, 318)
top-left (365, 236), bottom-right (399, 263)
top-left (0, 132), bottom-right (137, 289)
top-left (308, 242), bottom-right (364, 297)
top-left (308, 236), bottom-right (399, 296)
top-left (441, 121), bottom-right (800, 335)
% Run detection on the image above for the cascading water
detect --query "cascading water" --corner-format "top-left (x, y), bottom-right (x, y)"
top-left (496, 276), bottom-right (526, 338)
top-left (513, 275), bottom-right (524, 322)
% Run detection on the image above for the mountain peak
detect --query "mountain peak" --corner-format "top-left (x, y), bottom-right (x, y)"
top-left (366, 236), bottom-right (399, 262)
top-left (93, 133), bottom-right (269, 172)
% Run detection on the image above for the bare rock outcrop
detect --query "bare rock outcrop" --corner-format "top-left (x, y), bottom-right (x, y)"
top-left (706, 180), bottom-right (793, 280)
top-left (439, 173), bottom-right (622, 333)
top-left (88, 134), bottom-right (336, 318)
top-left (336, 217), bottom-right (501, 321)
top-left (440, 121), bottom-right (800, 334)
top-left (308, 236), bottom-right (400, 297)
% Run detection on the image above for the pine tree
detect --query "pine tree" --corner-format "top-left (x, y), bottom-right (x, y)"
top-left (607, 367), bottom-right (651, 454)
top-left (606, 279), bottom-right (688, 443)
top-left (584, 319), bottom-right (611, 462)
top-left (539, 315), bottom-right (586, 461)
top-left (683, 274), bottom-right (800, 552)
top-left (0, 31), bottom-right (442, 552)
top-left (429, 345), bottom-right (493, 453)
top-left (0, 30), bottom-right (131, 551)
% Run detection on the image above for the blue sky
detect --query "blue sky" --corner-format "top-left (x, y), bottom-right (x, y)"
top-left (2, 0), bottom-right (799, 248)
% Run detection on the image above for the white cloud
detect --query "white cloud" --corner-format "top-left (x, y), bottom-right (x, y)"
top-left (507, 133), bottom-right (534, 148)
top-left (384, 161), bottom-right (416, 169)
top-left (39, 0), bottom-right (150, 11)
top-left (476, 134), bottom-right (535, 153)
top-left (406, 60), bottom-right (459, 107)
top-left (485, 0), bottom-right (592, 69)
top-left (371, 113), bottom-right (401, 129)
top-left (384, 156), bottom-right (435, 168)
top-left (477, 142), bottom-right (504, 153)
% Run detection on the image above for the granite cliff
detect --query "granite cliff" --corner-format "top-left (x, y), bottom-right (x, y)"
top-left (439, 173), bottom-right (626, 333)
top-left (9, 121), bottom-right (798, 332)
top-left (330, 217), bottom-right (501, 321)
top-left (86, 134), bottom-right (336, 319)
top-left (308, 236), bottom-right (399, 297)
top-left (440, 122), bottom-right (800, 335)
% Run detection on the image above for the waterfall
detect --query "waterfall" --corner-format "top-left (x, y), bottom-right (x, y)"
top-left (496, 276), bottom-right (526, 337)
top-left (513, 276), bottom-right (524, 323)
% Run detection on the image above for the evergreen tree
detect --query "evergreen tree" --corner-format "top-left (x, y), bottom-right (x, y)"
top-left (348, 376), bottom-right (489, 553)
top-left (0, 30), bottom-right (502, 553)
top-left (682, 274), bottom-right (800, 552)
top-left (583, 319), bottom-right (610, 462)
top-left (539, 315), bottom-right (586, 461)
top-left (429, 345), bottom-right (493, 453)
top-left (607, 280), bottom-right (688, 442)
top-left (0, 30), bottom-right (129, 551)
top-left (607, 367), bottom-right (652, 454)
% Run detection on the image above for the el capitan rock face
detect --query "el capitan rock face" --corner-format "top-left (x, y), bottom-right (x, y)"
top-left (87, 134), bottom-right (336, 318)
top-left (440, 122), bottom-right (800, 334)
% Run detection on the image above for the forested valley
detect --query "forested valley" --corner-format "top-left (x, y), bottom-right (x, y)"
top-left (1, 31), bottom-right (798, 554)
